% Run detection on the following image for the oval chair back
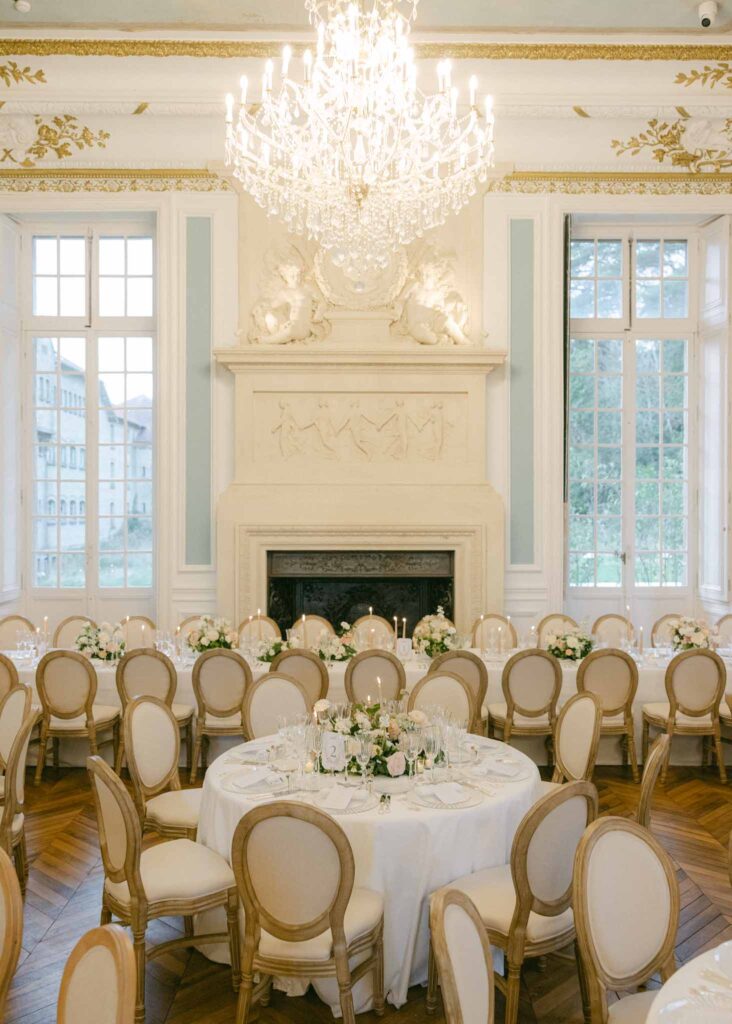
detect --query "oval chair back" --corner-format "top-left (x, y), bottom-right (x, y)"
top-left (120, 617), bottom-right (156, 651)
top-left (0, 655), bottom-right (19, 704)
top-left (289, 615), bottom-right (335, 648)
top-left (577, 649), bottom-right (638, 718)
top-left (553, 692), bottom-right (602, 784)
top-left (408, 672), bottom-right (476, 731)
top-left (57, 924), bottom-right (136, 1024)
top-left (501, 650), bottom-right (562, 721)
top-left (53, 616), bottom-right (97, 650)
top-left (37, 650), bottom-right (97, 720)
top-left (0, 616), bottom-right (35, 650)
top-left (123, 697), bottom-right (181, 817)
top-left (0, 687), bottom-right (32, 772)
top-left (0, 710), bottom-right (41, 879)
top-left (431, 651), bottom-right (488, 733)
top-left (636, 734), bottom-right (671, 830)
top-left (429, 888), bottom-right (494, 1024)
top-left (270, 649), bottom-right (328, 704)
top-left (591, 614), bottom-right (634, 647)
top-left (573, 817), bottom-right (678, 1021)
top-left (116, 649), bottom-right (176, 708)
top-left (243, 674), bottom-right (313, 739)
top-left (651, 614), bottom-right (681, 648)
top-left (86, 756), bottom-right (141, 896)
top-left (537, 614), bottom-right (578, 648)
top-left (238, 616), bottom-right (281, 643)
top-left (351, 615), bottom-right (395, 648)
top-left (716, 613), bottom-right (732, 647)
top-left (0, 847), bottom-right (22, 1019)
top-left (344, 651), bottom-right (405, 705)
top-left (665, 648), bottom-right (725, 717)
top-left (473, 614), bottom-right (517, 651)
top-left (192, 649), bottom-right (252, 722)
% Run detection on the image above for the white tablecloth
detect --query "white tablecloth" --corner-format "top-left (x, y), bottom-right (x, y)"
top-left (196, 734), bottom-right (541, 1012)
top-left (646, 940), bottom-right (732, 1021)
top-left (9, 647), bottom-right (732, 766)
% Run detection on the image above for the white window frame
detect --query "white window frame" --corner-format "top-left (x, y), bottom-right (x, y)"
top-left (21, 219), bottom-right (156, 600)
top-left (567, 225), bottom-right (697, 602)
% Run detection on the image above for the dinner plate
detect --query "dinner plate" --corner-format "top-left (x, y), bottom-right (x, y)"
top-left (220, 768), bottom-right (287, 796)
top-left (468, 762), bottom-right (532, 783)
top-left (313, 789), bottom-right (379, 815)
top-left (409, 783), bottom-right (482, 810)
top-left (658, 993), bottom-right (732, 1021)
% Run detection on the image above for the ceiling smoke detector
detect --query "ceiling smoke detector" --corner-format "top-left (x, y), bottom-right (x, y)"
top-left (698, 1), bottom-right (718, 27)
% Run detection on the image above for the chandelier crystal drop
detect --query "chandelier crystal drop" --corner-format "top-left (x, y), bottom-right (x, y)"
top-left (224, 0), bottom-right (495, 274)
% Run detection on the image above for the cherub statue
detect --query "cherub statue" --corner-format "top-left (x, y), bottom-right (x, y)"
top-left (248, 244), bottom-right (330, 345)
top-left (391, 245), bottom-right (471, 346)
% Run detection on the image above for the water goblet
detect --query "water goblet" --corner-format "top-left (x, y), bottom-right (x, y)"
top-left (404, 729), bottom-right (422, 785)
top-left (355, 733), bottom-right (373, 792)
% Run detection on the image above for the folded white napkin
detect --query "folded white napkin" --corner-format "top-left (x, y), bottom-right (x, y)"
top-left (232, 769), bottom-right (274, 790)
top-left (321, 787), bottom-right (353, 811)
top-left (431, 782), bottom-right (466, 806)
top-left (480, 761), bottom-right (520, 778)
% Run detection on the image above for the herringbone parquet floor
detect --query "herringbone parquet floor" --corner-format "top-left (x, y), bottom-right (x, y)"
top-left (7, 764), bottom-right (732, 1024)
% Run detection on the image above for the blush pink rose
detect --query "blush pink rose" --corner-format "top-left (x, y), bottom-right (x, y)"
top-left (386, 751), bottom-right (406, 777)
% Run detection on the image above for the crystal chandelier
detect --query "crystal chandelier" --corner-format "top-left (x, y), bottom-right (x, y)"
top-left (224, 0), bottom-right (495, 274)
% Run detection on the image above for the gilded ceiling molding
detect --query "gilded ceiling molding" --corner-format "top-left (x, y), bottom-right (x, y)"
top-left (612, 117), bottom-right (732, 172)
top-left (0, 167), bottom-right (232, 192)
top-left (4, 38), bottom-right (732, 61)
top-left (486, 170), bottom-right (732, 194)
top-left (676, 61), bottom-right (732, 89)
top-left (0, 59), bottom-right (44, 86)
top-left (1, 114), bottom-right (110, 168)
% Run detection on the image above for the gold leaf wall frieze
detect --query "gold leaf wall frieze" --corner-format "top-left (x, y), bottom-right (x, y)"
top-left (486, 170), bottom-right (732, 194)
top-left (0, 114), bottom-right (109, 167)
top-left (0, 60), bottom-right (45, 87)
top-left (611, 117), bottom-right (732, 172)
top-left (0, 167), bottom-right (232, 192)
top-left (675, 61), bottom-right (732, 90)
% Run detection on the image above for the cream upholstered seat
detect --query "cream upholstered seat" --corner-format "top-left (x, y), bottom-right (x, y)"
top-left (123, 697), bottom-right (201, 841)
top-left (642, 649), bottom-right (726, 784)
top-left (52, 615), bottom-right (97, 650)
top-left (34, 651), bottom-right (120, 785)
top-left (0, 710), bottom-right (39, 896)
top-left (344, 650), bottom-right (405, 705)
top-left (351, 615), bottom-right (395, 648)
top-left (289, 615), bottom-right (335, 647)
top-left (591, 614), bottom-right (634, 647)
top-left (487, 650), bottom-right (561, 763)
top-left (473, 613), bottom-right (517, 653)
top-left (114, 648), bottom-right (193, 775)
top-left (427, 781), bottom-right (598, 1024)
top-left (0, 847), bottom-right (22, 1019)
top-left (231, 801), bottom-right (384, 1024)
top-left (573, 817), bottom-right (678, 1024)
top-left (538, 692), bottom-right (602, 797)
top-left (636, 733), bottom-right (670, 830)
top-left (0, 616), bottom-right (35, 651)
top-left (243, 673), bottom-right (313, 739)
top-left (238, 615), bottom-right (281, 644)
top-left (270, 649), bottom-right (328, 704)
top-left (537, 614), bottom-right (578, 649)
top-left (577, 649), bottom-right (640, 782)
top-left (120, 616), bottom-right (156, 651)
top-left (431, 651), bottom-right (488, 734)
top-left (429, 888), bottom-right (494, 1024)
top-left (88, 755), bottom-right (240, 1024)
top-left (408, 672), bottom-right (476, 730)
top-left (650, 614), bottom-right (681, 648)
top-left (190, 649), bottom-right (252, 783)
top-left (57, 924), bottom-right (135, 1024)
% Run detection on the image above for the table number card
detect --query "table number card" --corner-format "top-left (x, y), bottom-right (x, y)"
top-left (396, 638), bottom-right (413, 660)
top-left (321, 732), bottom-right (348, 772)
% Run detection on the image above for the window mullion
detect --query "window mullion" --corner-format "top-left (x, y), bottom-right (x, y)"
top-left (86, 331), bottom-right (99, 609)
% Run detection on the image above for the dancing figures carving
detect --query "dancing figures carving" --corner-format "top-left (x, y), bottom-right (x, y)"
top-left (248, 244), bottom-right (329, 345)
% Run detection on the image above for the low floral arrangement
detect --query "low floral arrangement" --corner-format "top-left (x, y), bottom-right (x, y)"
top-left (186, 615), bottom-right (238, 653)
top-left (672, 616), bottom-right (712, 651)
top-left (314, 622), bottom-right (357, 662)
top-left (412, 606), bottom-right (459, 658)
top-left (546, 630), bottom-right (593, 661)
top-left (316, 698), bottom-right (432, 778)
top-left (253, 637), bottom-right (294, 663)
top-left (75, 621), bottom-right (125, 662)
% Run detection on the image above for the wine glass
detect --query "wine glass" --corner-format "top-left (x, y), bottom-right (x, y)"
top-left (404, 729), bottom-right (422, 785)
top-left (355, 733), bottom-right (372, 792)
top-left (422, 726), bottom-right (439, 784)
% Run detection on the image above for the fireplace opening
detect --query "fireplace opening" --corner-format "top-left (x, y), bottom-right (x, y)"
top-left (267, 550), bottom-right (454, 635)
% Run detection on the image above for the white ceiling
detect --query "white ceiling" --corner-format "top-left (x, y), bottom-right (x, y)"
top-left (1, 0), bottom-right (731, 34)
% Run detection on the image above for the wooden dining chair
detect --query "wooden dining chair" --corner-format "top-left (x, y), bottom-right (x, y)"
top-left (0, 616), bottom-right (35, 650)
top-left (87, 755), bottom-right (240, 1024)
top-left (408, 672), bottom-right (476, 730)
top-left (716, 613), bottom-right (732, 647)
top-left (270, 648), bottom-right (329, 704)
top-left (0, 655), bottom-right (19, 705)
top-left (242, 674), bottom-right (313, 739)
top-left (429, 888), bottom-right (494, 1024)
top-left (52, 616), bottom-right (97, 649)
top-left (34, 650), bottom-right (120, 785)
top-left (0, 709), bottom-right (40, 896)
top-left (650, 614), bottom-right (681, 648)
top-left (0, 687), bottom-right (32, 801)
top-left (577, 648), bottom-right (640, 782)
top-left (190, 649), bottom-right (252, 783)
top-left (487, 650), bottom-right (562, 764)
top-left (573, 817), bottom-right (678, 1024)
top-left (344, 650), bottom-right (405, 705)
top-left (351, 615), bottom-right (395, 647)
top-left (539, 692), bottom-right (603, 797)
top-left (123, 697), bottom-right (200, 841)
top-left (427, 781), bottom-right (598, 1024)
top-left (591, 614), bottom-right (634, 647)
top-left (120, 616), bottom-right (156, 650)
top-left (431, 651), bottom-right (488, 735)
top-left (115, 648), bottom-right (193, 775)
top-left (57, 924), bottom-right (136, 1024)
top-left (289, 615), bottom-right (335, 647)
top-left (231, 800), bottom-right (384, 1024)
top-left (636, 733), bottom-right (671, 830)
top-left (178, 614), bottom-right (203, 635)
top-left (472, 614), bottom-right (517, 652)
top-left (0, 847), bottom-right (22, 1020)
top-left (537, 614), bottom-right (578, 649)
top-left (642, 648), bottom-right (727, 784)
top-left (238, 615), bottom-right (281, 644)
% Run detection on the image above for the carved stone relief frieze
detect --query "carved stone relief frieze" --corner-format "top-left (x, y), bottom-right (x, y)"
top-left (256, 393), bottom-right (465, 464)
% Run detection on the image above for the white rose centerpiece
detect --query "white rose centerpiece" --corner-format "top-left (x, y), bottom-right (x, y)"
top-left (317, 700), bottom-right (439, 779)
top-left (546, 630), bottom-right (593, 661)
top-left (314, 622), bottom-right (357, 662)
top-left (253, 637), bottom-right (295, 663)
top-left (75, 621), bottom-right (125, 662)
top-left (186, 615), bottom-right (238, 654)
top-left (671, 616), bottom-right (712, 652)
top-left (412, 605), bottom-right (459, 658)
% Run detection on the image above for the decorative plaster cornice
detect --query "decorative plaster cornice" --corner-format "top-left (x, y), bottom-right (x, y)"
top-left (0, 166), bottom-right (232, 191)
top-left (3, 38), bottom-right (732, 61)
top-left (487, 170), bottom-right (732, 193)
top-left (214, 344), bottom-right (506, 373)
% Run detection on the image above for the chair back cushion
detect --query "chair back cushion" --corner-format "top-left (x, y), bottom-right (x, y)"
top-left (408, 672), bottom-right (474, 728)
top-left (538, 614), bottom-right (578, 647)
top-left (431, 652), bottom-right (487, 713)
top-left (0, 688), bottom-right (31, 767)
top-left (2, 711), bottom-right (38, 832)
top-left (651, 615), bottom-right (680, 647)
top-left (244, 674), bottom-right (312, 739)
top-left (38, 651), bottom-right (96, 717)
top-left (193, 650), bottom-right (251, 717)
top-left (716, 614), bottom-right (732, 646)
top-left (352, 616), bottom-right (395, 646)
top-left (0, 617), bottom-right (35, 650)
top-left (117, 650), bottom-right (174, 705)
top-left (578, 650), bottom-right (637, 715)
top-left (0, 657), bottom-right (18, 705)
top-left (121, 617), bottom-right (156, 650)
top-left (555, 693), bottom-right (601, 781)
top-left (87, 757), bottom-right (140, 886)
top-left (344, 652), bottom-right (404, 704)
top-left (53, 617), bottom-right (96, 650)
top-left (666, 650), bottom-right (724, 715)
top-left (592, 615), bottom-right (633, 646)
top-left (473, 614), bottom-right (517, 650)
top-left (238, 616), bottom-right (280, 642)
top-left (503, 651), bottom-right (561, 716)
top-left (270, 650), bottom-right (327, 704)
top-left (58, 925), bottom-right (136, 1024)
top-left (125, 698), bottom-right (178, 795)
top-left (432, 892), bottom-right (494, 1024)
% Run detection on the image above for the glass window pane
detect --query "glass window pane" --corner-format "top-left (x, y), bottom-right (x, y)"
top-left (59, 553), bottom-right (85, 588)
top-left (570, 280), bottom-right (594, 318)
top-left (569, 482), bottom-right (594, 515)
top-left (126, 445), bottom-right (153, 479)
top-left (126, 337), bottom-right (153, 373)
top-left (597, 483), bottom-right (621, 515)
top-left (33, 518), bottom-right (57, 550)
top-left (635, 482), bottom-right (659, 515)
top-left (663, 412), bottom-right (685, 444)
top-left (569, 553), bottom-right (595, 587)
top-left (99, 277), bottom-right (125, 317)
top-left (569, 445), bottom-right (594, 480)
top-left (636, 552), bottom-right (660, 586)
top-left (597, 446), bottom-right (621, 480)
top-left (636, 281), bottom-right (661, 318)
top-left (597, 241), bottom-right (622, 277)
top-left (636, 375), bottom-right (659, 409)
top-left (59, 276), bottom-right (85, 317)
top-left (59, 519), bottom-right (85, 551)
top-left (598, 339), bottom-right (622, 373)
top-left (33, 277), bottom-right (57, 316)
top-left (598, 411), bottom-right (621, 444)
top-left (570, 338), bottom-right (594, 373)
top-left (126, 373), bottom-right (153, 405)
top-left (99, 554), bottom-right (124, 588)
top-left (636, 339), bottom-right (660, 374)
top-left (33, 237), bottom-right (57, 275)
top-left (663, 375), bottom-right (686, 408)
top-left (127, 552), bottom-right (153, 588)
top-left (569, 411), bottom-right (595, 444)
top-left (126, 481), bottom-right (152, 515)
top-left (597, 280), bottom-right (622, 318)
top-left (127, 517), bottom-right (153, 551)
top-left (34, 337), bottom-right (59, 372)
top-left (662, 553), bottom-right (686, 586)
top-left (662, 482), bottom-right (685, 515)
top-left (127, 237), bottom-right (153, 276)
top-left (663, 280), bottom-right (688, 318)
top-left (570, 375), bottom-right (594, 408)
top-left (99, 373), bottom-right (125, 406)
top-left (597, 376), bottom-right (621, 409)
top-left (663, 339), bottom-right (687, 373)
top-left (98, 336), bottom-right (125, 372)
top-left (99, 518), bottom-right (125, 550)
top-left (569, 516), bottom-right (594, 550)
top-left (98, 446), bottom-right (124, 479)
top-left (663, 446), bottom-right (685, 479)
top-left (33, 556), bottom-right (57, 588)
top-left (663, 517), bottom-right (685, 551)
top-left (570, 241), bottom-right (595, 277)
top-left (636, 240), bottom-right (661, 278)
top-left (636, 411), bottom-right (660, 445)
top-left (59, 237), bottom-right (85, 275)
top-left (126, 277), bottom-right (153, 317)
top-left (99, 237), bottom-right (125, 275)
top-left (635, 516), bottom-right (659, 551)
top-left (596, 554), bottom-right (622, 586)
top-left (636, 446), bottom-right (659, 479)
top-left (59, 337), bottom-right (86, 369)
top-left (597, 517), bottom-right (621, 550)
top-left (663, 241), bottom-right (687, 278)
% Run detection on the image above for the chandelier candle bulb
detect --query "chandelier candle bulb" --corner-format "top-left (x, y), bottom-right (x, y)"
top-left (281, 45), bottom-right (292, 76)
top-left (303, 49), bottom-right (312, 83)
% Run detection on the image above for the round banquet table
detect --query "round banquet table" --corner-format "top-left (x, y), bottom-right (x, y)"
top-left (646, 940), bottom-right (732, 1022)
top-left (196, 734), bottom-right (541, 1014)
